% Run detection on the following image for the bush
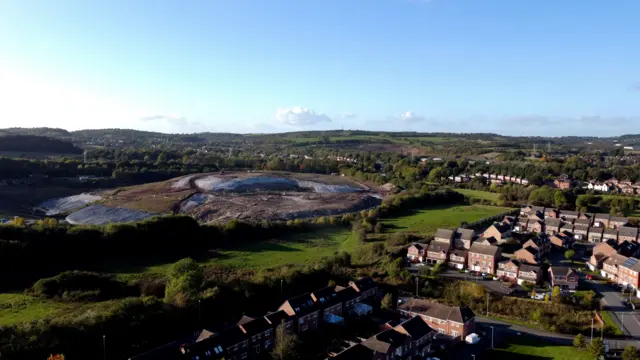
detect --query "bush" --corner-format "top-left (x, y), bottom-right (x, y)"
top-left (30, 271), bottom-right (132, 301)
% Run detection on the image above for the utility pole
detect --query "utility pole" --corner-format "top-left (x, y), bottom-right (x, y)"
top-left (102, 335), bottom-right (106, 360)
top-left (622, 312), bottom-right (625, 333)
top-left (490, 326), bottom-right (494, 349)
top-left (486, 293), bottom-right (489, 316)
top-left (591, 317), bottom-right (594, 341)
top-left (280, 279), bottom-right (283, 294)
top-left (198, 299), bottom-right (202, 327)
top-left (415, 277), bottom-right (419, 297)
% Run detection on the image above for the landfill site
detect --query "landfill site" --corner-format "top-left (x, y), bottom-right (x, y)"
top-left (38, 172), bottom-right (383, 225)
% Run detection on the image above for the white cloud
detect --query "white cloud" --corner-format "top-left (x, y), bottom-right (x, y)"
top-left (341, 112), bottom-right (357, 119)
top-left (398, 111), bottom-right (425, 122)
top-left (273, 107), bottom-right (332, 126)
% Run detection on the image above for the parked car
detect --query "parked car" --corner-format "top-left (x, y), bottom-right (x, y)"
top-left (465, 333), bottom-right (481, 345)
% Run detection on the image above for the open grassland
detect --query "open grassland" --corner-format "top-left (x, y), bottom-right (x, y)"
top-left (0, 293), bottom-right (128, 326)
top-left (384, 204), bottom-right (512, 234)
top-left (105, 228), bottom-right (357, 277)
top-left (454, 189), bottom-right (502, 203)
top-left (487, 335), bottom-right (592, 360)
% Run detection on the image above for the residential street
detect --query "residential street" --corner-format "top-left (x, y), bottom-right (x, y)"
top-left (586, 279), bottom-right (640, 337)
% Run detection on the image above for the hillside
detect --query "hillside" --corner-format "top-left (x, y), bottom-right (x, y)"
top-left (0, 135), bottom-right (82, 154)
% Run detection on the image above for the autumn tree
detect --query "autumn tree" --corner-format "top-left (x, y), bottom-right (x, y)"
top-left (48, 355), bottom-right (65, 360)
top-left (381, 293), bottom-right (394, 310)
top-left (272, 323), bottom-right (299, 360)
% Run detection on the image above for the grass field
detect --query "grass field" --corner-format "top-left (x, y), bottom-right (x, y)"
top-left (0, 293), bottom-right (127, 326)
top-left (384, 204), bottom-right (512, 234)
top-left (487, 335), bottom-right (592, 360)
top-left (454, 189), bottom-right (502, 203)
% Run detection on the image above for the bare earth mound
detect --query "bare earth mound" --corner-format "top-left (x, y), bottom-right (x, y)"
top-left (53, 172), bottom-right (381, 224)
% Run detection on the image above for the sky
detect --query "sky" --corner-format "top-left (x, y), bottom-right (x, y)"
top-left (0, 0), bottom-right (639, 136)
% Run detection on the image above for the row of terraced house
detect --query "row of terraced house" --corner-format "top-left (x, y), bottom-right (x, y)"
top-left (330, 300), bottom-right (476, 360)
top-left (515, 205), bottom-right (638, 244)
top-left (133, 278), bottom-right (377, 360)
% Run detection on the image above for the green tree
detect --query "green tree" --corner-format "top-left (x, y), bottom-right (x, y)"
top-left (573, 333), bottom-right (586, 348)
top-left (589, 337), bottom-right (605, 359)
top-left (622, 345), bottom-right (640, 360)
top-left (564, 249), bottom-right (576, 263)
top-left (552, 286), bottom-right (562, 303)
top-left (554, 190), bottom-right (569, 209)
top-left (164, 258), bottom-right (203, 307)
top-left (427, 166), bottom-right (446, 183)
top-left (381, 293), bottom-right (394, 310)
top-left (272, 323), bottom-right (299, 360)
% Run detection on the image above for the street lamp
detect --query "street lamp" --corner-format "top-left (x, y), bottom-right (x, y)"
top-left (490, 326), bottom-right (494, 349)
top-left (472, 354), bottom-right (476, 360)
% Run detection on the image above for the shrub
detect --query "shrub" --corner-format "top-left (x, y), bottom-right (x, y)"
top-left (30, 271), bottom-right (131, 301)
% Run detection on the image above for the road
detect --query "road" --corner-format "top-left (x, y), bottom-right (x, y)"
top-left (407, 266), bottom-right (522, 296)
top-left (476, 316), bottom-right (640, 350)
top-left (586, 279), bottom-right (640, 337)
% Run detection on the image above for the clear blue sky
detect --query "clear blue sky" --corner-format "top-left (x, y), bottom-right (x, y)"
top-left (1, 0), bottom-right (638, 136)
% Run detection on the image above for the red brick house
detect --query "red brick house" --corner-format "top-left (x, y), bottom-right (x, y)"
top-left (455, 228), bottom-right (476, 250)
top-left (398, 299), bottom-right (475, 342)
top-left (468, 243), bottom-right (501, 274)
top-left (392, 316), bottom-right (437, 359)
top-left (527, 220), bottom-right (544, 234)
top-left (278, 293), bottom-right (321, 333)
top-left (517, 264), bottom-right (542, 285)
top-left (523, 235), bottom-right (551, 255)
top-left (238, 316), bottom-right (276, 355)
top-left (426, 242), bottom-right (451, 264)
top-left (515, 246), bottom-right (539, 265)
top-left (483, 223), bottom-right (512, 243)
top-left (617, 258), bottom-right (640, 290)
top-left (362, 328), bottom-right (411, 359)
top-left (550, 231), bottom-right (575, 249)
top-left (544, 218), bottom-right (562, 235)
top-left (544, 208), bottom-right (560, 219)
top-left (549, 267), bottom-right (579, 291)
top-left (496, 259), bottom-right (520, 281)
top-left (407, 243), bottom-right (427, 263)
top-left (349, 277), bottom-right (378, 302)
top-left (433, 228), bottom-right (455, 245)
top-left (559, 210), bottom-right (579, 221)
top-left (448, 249), bottom-right (467, 270)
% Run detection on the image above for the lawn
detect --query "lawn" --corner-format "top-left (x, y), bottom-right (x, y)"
top-left (383, 204), bottom-right (512, 234)
top-left (487, 335), bottom-right (593, 360)
top-left (0, 293), bottom-right (127, 326)
top-left (213, 228), bottom-right (357, 269)
top-left (454, 189), bottom-right (501, 203)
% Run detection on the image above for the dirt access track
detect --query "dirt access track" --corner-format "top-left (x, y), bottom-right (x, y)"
top-left (99, 171), bottom-right (382, 223)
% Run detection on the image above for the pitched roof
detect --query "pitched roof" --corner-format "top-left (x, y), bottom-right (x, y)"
top-left (362, 338), bottom-right (391, 354)
top-left (282, 293), bottom-right (319, 316)
top-left (394, 316), bottom-right (434, 340)
top-left (619, 226), bottom-right (639, 238)
top-left (450, 249), bottom-right (468, 259)
top-left (456, 228), bottom-right (475, 241)
top-left (549, 266), bottom-right (575, 277)
top-left (336, 286), bottom-right (360, 302)
top-left (409, 243), bottom-right (425, 251)
top-left (604, 253), bottom-right (628, 267)
top-left (574, 219), bottom-right (591, 226)
top-left (595, 213), bottom-right (610, 220)
top-left (603, 228), bottom-right (618, 236)
top-left (264, 310), bottom-right (292, 326)
top-left (517, 246), bottom-right (539, 256)
top-left (434, 228), bottom-right (454, 240)
top-left (475, 236), bottom-right (498, 246)
top-left (531, 206), bottom-right (545, 213)
top-left (311, 285), bottom-right (342, 308)
top-left (372, 329), bottom-right (410, 350)
top-left (427, 242), bottom-right (451, 254)
top-left (398, 300), bottom-right (475, 324)
top-left (490, 222), bottom-right (511, 234)
top-left (545, 218), bottom-right (563, 227)
top-left (196, 329), bottom-right (215, 342)
top-left (217, 325), bottom-right (248, 347)
top-left (236, 315), bottom-right (255, 326)
top-left (519, 264), bottom-right (541, 274)
top-left (331, 344), bottom-right (374, 360)
top-left (351, 277), bottom-right (377, 292)
top-left (610, 216), bottom-right (630, 223)
top-left (498, 259), bottom-right (520, 268)
top-left (589, 227), bottom-right (604, 234)
top-left (239, 317), bottom-right (272, 337)
top-left (560, 210), bottom-right (579, 217)
top-left (469, 242), bottom-right (500, 256)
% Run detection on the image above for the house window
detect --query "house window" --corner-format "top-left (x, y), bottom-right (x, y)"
top-left (254, 345), bottom-right (261, 353)
top-left (265, 340), bottom-right (273, 349)
top-left (240, 353), bottom-right (248, 359)
top-left (452, 331), bottom-right (459, 337)
top-left (300, 324), bottom-right (308, 332)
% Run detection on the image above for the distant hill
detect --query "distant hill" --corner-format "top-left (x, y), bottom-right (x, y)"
top-left (0, 127), bottom-right (72, 139)
top-left (0, 135), bottom-right (82, 154)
